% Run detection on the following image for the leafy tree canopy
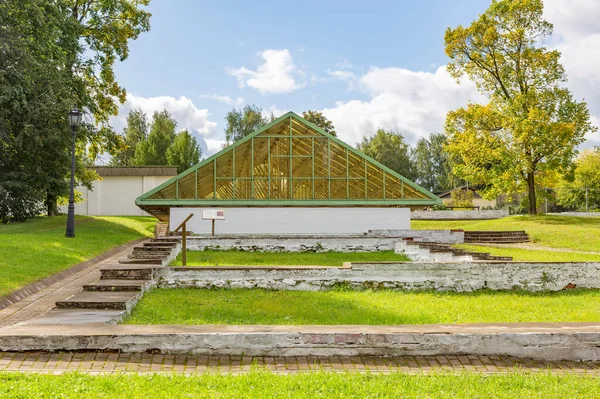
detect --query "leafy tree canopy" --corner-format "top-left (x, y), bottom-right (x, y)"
top-left (166, 129), bottom-right (202, 173)
top-left (224, 105), bottom-right (271, 144)
top-left (357, 129), bottom-right (415, 180)
top-left (557, 149), bottom-right (600, 211)
top-left (302, 110), bottom-right (337, 136)
top-left (444, 0), bottom-right (596, 214)
top-left (413, 133), bottom-right (454, 192)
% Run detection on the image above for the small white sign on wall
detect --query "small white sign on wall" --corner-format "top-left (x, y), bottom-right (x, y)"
top-left (202, 209), bottom-right (225, 220)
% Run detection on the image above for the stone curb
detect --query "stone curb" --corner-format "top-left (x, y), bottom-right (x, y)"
top-left (0, 238), bottom-right (148, 311)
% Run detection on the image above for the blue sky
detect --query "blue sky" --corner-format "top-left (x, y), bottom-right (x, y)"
top-left (110, 0), bottom-right (600, 156)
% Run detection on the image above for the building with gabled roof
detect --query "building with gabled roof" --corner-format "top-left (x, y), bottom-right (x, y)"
top-left (136, 112), bottom-right (440, 233)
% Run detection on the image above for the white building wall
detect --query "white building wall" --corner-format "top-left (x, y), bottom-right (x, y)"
top-left (170, 207), bottom-right (411, 235)
top-left (60, 175), bottom-right (172, 216)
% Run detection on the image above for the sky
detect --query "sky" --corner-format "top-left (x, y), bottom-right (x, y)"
top-left (110, 0), bottom-right (600, 158)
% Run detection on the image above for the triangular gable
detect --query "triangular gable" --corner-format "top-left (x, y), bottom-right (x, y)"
top-left (136, 112), bottom-right (440, 207)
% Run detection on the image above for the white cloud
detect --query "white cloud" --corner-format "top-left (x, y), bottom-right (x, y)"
top-left (322, 67), bottom-right (482, 145)
top-left (200, 94), bottom-right (245, 107)
top-left (112, 94), bottom-right (220, 156)
top-left (261, 105), bottom-right (288, 121)
top-left (227, 49), bottom-right (304, 95)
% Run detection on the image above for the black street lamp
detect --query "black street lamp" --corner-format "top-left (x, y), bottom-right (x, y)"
top-left (66, 104), bottom-right (82, 238)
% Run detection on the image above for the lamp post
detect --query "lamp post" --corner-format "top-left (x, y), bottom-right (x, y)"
top-left (66, 104), bottom-right (82, 238)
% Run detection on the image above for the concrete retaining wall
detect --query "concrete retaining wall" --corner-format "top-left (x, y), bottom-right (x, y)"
top-left (157, 262), bottom-right (600, 292)
top-left (366, 229), bottom-right (464, 243)
top-left (184, 236), bottom-right (400, 252)
top-left (171, 207), bottom-right (411, 235)
top-left (2, 324), bottom-right (599, 361)
top-left (412, 210), bottom-right (509, 220)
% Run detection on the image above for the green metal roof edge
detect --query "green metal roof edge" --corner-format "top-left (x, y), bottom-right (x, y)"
top-left (138, 199), bottom-right (439, 206)
top-left (136, 111), bottom-right (441, 205)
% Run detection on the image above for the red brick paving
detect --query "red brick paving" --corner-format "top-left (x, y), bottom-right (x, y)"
top-left (0, 352), bottom-right (598, 375)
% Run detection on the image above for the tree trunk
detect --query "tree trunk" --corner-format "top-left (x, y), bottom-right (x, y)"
top-left (527, 172), bottom-right (537, 215)
top-left (45, 192), bottom-right (59, 216)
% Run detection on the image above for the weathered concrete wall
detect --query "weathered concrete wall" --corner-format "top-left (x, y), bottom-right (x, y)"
top-left (2, 324), bottom-right (599, 361)
top-left (367, 229), bottom-right (464, 244)
top-left (412, 210), bottom-right (509, 220)
top-left (157, 262), bottom-right (600, 292)
top-left (183, 236), bottom-right (399, 253)
top-left (170, 207), bottom-right (411, 235)
top-left (549, 212), bottom-right (600, 218)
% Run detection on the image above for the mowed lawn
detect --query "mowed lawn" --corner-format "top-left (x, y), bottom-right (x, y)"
top-left (124, 288), bottom-right (600, 325)
top-left (412, 216), bottom-right (600, 261)
top-left (1, 372), bottom-right (599, 399)
top-left (0, 215), bottom-right (155, 297)
top-left (171, 250), bottom-right (410, 267)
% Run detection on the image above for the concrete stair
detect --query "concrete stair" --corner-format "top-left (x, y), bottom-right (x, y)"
top-left (118, 238), bottom-right (179, 265)
top-left (83, 280), bottom-right (150, 292)
top-left (396, 239), bottom-right (513, 262)
top-left (464, 231), bottom-right (529, 244)
top-left (55, 291), bottom-right (140, 310)
top-left (100, 265), bottom-right (157, 280)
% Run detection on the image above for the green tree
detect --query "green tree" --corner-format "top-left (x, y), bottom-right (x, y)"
top-left (302, 110), bottom-right (337, 136)
top-left (357, 129), bottom-right (415, 179)
top-left (133, 110), bottom-right (177, 165)
top-left (413, 133), bottom-right (453, 192)
top-left (224, 105), bottom-right (270, 144)
top-left (111, 109), bottom-right (149, 166)
top-left (444, 0), bottom-right (596, 214)
top-left (448, 189), bottom-right (475, 208)
top-left (166, 130), bottom-right (202, 173)
top-left (0, 0), bottom-right (78, 221)
top-left (557, 149), bottom-right (600, 211)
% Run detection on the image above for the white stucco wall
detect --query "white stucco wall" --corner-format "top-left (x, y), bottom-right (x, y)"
top-left (170, 207), bottom-right (411, 235)
top-left (60, 175), bottom-right (172, 216)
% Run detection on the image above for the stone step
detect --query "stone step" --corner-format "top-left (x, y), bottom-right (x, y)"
top-left (55, 291), bottom-right (139, 310)
top-left (128, 253), bottom-right (169, 260)
top-left (144, 242), bottom-right (177, 248)
top-left (135, 245), bottom-right (174, 252)
top-left (27, 309), bottom-right (126, 324)
top-left (83, 280), bottom-right (150, 292)
top-left (118, 258), bottom-right (163, 265)
top-left (101, 266), bottom-right (156, 280)
top-left (152, 238), bottom-right (180, 243)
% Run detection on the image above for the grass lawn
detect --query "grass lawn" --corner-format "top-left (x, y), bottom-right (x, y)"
top-left (1, 372), bottom-right (599, 398)
top-left (412, 215), bottom-right (600, 253)
top-left (124, 288), bottom-right (600, 325)
top-left (456, 244), bottom-right (600, 262)
top-left (0, 215), bottom-right (155, 297)
top-left (171, 250), bottom-right (410, 267)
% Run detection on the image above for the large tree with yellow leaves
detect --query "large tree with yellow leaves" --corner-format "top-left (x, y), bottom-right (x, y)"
top-left (444, 0), bottom-right (596, 214)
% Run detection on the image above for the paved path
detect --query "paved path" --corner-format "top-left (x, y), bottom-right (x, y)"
top-left (0, 241), bottom-right (143, 328)
top-left (1, 352), bottom-right (599, 375)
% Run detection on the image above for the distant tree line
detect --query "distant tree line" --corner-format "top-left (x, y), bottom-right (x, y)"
top-left (111, 109), bottom-right (201, 173)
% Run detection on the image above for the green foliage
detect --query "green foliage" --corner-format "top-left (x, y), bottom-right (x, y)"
top-left (302, 110), bottom-right (337, 136)
top-left (224, 105), bottom-right (270, 144)
top-left (444, 0), bottom-right (597, 215)
top-left (166, 129), bottom-right (201, 173)
top-left (448, 188), bottom-right (475, 208)
top-left (111, 109), bottom-right (149, 166)
top-left (133, 110), bottom-right (177, 165)
top-left (0, 215), bottom-right (154, 297)
top-left (171, 250), bottom-right (409, 267)
top-left (125, 288), bottom-right (600, 325)
top-left (357, 129), bottom-right (415, 179)
top-left (412, 215), bottom-right (600, 253)
top-left (557, 150), bottom-right (600, 211)
top-left (0, 0), bottom-right (77, 222)
top-left (2, 372), bottom-right (600, 399)
top-left (413, 133), bottom-right (454, 192)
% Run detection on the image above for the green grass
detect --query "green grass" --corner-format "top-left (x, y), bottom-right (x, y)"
top-left (456, 244), bottom-right (600, 262)
top-left (171, 250), bottom-right (410, 267)
top-left (1, 372), bottom-right (599, 398)
top-left (124, 288), bottom-right (600, 325)
top-left (412, 215), bottom-right (600, 253)
top-left (0, 215), bottom-right (155, 297)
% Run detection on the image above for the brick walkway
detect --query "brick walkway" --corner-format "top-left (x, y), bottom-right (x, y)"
top-left (1, 352), bottom-right (599, 375)
top-left (0, 241), bottom-right (143, 328)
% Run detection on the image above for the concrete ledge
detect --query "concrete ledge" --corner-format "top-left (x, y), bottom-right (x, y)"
top-left (157, 261), bottom-right (600, 292)
top-left (1, 323), bottom-right (599, 361)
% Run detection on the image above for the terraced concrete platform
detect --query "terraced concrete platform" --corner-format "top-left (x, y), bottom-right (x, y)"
top-left (1, 323), bottom-right (600, 361)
